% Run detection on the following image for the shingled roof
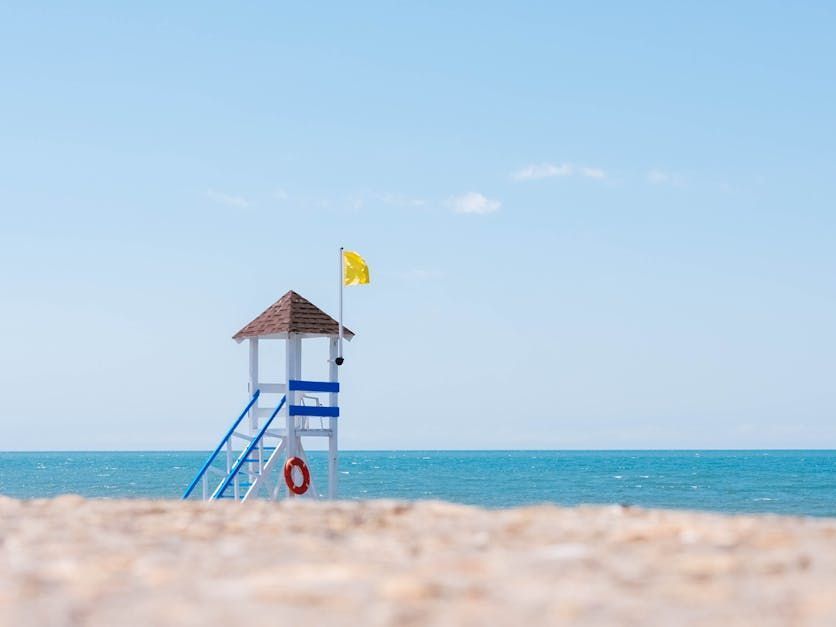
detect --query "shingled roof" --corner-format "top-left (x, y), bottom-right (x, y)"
top-left (233, 290), bottom-right (354, 342)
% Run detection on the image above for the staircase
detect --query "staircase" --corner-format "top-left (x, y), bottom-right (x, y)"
top-left (183, 392), bottom-right (289, 501)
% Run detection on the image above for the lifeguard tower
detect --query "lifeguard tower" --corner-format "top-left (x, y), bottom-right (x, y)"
top-left (183, 290), bottom-right (352, 501)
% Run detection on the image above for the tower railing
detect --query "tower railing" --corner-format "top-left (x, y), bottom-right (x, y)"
top-left (182, 389), bottom-right (261, 500)
top-left (211, 395), bottom-right (287, 500)
top-left (288, 379), bottom-right (339, 418)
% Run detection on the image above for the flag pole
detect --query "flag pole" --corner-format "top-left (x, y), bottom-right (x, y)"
top-left (337, 246), bottom-right (344, 365)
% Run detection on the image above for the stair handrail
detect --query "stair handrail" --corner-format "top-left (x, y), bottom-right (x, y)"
top-left (182, 389), bottom-right (261, 499)
top-left (212, 395), bottom-right (287, 500)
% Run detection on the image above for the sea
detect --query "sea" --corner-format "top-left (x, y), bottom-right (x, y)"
top-left (1, 450), bottom-right (835, 517)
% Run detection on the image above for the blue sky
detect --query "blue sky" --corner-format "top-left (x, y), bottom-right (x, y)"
top-left (1, 2), bottom-right (835, 450)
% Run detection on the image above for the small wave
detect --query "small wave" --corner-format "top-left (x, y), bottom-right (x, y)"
top-left (753, 497), bottom-right (774, 502)
top-left (613, 475), bottom-right (623, 479)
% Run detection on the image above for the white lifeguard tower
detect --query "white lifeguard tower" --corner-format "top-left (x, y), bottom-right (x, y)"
top-left (183, 290), bottom-right (352, 501)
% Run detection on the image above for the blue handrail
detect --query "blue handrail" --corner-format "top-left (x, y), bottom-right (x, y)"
top-left (212, 395), bottom-right (286, 500)
top-left (182, 389), bottom-right (261, 499)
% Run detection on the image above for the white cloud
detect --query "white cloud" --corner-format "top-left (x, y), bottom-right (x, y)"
top-left (375, 192), bottom-right (427, 209)
top-left (512, 162), bottom-right (606, 181)
top-left (273, 188), bottom-right (289, 202)
top-left (512, 162), bottom-right (574, 181)
top-left (348, 194), bottom-right (365, 210)
top-left (448, 192), bottom-right (501, 215)
top-left (580, 167), bottom-right (606, 179)
top-left (207, 189), bottom-right (249, 208)
top-left (647, 170), bottom-right (668, 184)
top-left (647, 169), bottom-right (685, 186)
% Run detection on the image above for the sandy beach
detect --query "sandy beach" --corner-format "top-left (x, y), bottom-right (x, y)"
top-left (1, 497), bottom-right (835, 626)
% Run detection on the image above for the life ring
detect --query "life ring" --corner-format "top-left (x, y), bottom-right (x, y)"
top-left (284, 456), bottom-right (311, 495)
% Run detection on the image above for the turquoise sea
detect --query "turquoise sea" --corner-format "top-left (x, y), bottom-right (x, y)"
top-left (1, 450), bottom-right (835, 517)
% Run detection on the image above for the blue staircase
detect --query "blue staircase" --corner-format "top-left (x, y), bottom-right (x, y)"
top-left (182, 391), bottom-right (287, 501)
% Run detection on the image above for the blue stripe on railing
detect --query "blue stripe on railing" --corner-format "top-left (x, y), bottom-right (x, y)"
top-left (289, 405), bottom-right (339, 417)
top-left (182, 389), bottom-right (261, 499)
top-left (212, 395), bottom-right (287, 500)
top-left (288, 379), bottom-right (339, 393)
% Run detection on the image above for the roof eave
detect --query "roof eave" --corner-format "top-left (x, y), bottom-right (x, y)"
top-left (233, 331), bottom-right (355, 344)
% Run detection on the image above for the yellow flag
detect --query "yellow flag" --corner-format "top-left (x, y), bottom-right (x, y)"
top-left (343, 250), bottom-right (370, 286)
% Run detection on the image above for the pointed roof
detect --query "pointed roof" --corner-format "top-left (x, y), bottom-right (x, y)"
top-left (233, 290), bottom-right (354, 342)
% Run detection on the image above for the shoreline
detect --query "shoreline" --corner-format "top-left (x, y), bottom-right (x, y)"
top-left (1, 496), bottom-right (835, 625)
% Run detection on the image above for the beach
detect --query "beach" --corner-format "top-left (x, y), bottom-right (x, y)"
top-left (1, 497), bottom-right (835, 626)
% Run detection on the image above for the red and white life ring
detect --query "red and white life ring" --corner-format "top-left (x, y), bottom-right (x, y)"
top-left (284, 456), bottom-right (311, 495)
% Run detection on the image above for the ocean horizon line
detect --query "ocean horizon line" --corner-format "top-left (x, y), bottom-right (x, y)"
top-left (3, 448), bottom-right (836, 454)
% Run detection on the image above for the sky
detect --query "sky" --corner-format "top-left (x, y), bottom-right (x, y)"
top-left (1, 2), bottom-right (835, 450)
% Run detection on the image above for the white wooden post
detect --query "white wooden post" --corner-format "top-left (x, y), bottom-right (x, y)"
top-left (328, 337), bottom-right (339, 499)
top-left (247, 338), bottom-right (260, 483)
top-left (285, 334), bottom-right (301, 497)
top-left (248, 338), bottom-right (259, 434)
